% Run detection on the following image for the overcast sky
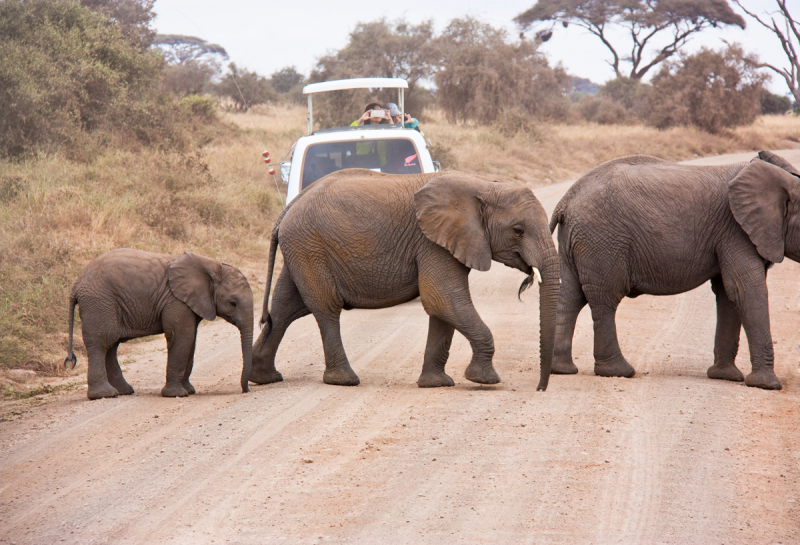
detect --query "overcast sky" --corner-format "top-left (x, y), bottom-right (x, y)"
top-left (153, 0), bottom-right (798, 94)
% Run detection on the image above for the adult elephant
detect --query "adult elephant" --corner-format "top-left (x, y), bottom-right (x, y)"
top-left (549, 151), bottom-right (800, 390)
top-left (250, 169), bottom-right (559, 390)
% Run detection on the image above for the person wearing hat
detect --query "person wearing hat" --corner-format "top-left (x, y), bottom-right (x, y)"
top-left (351, 102), bottom-right (392, 126)
top-left (386, 102), bottom-right (420, 131)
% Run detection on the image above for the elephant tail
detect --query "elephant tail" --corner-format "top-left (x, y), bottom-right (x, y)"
top-left (260, 199), bottom-right (296, 334)
top-left (549, 200), bottom-right (566, 234)
top-left (64, 288), bottom-right (78, 369)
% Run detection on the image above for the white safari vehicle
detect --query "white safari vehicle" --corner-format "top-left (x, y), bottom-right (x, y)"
top-left (280, 78), bottom-right (440, 203)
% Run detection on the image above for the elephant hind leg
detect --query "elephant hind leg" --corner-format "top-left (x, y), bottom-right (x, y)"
top-left (251, 270), bottom-right (310, 385)
top-left (315, 311), bottom-right (359, 386)
top-left (105, 342), bottom-right (134, 395)
top-left (584, 286), bottom-right (635, 378)
top-left (707, 276), bottom-right (744, 382)
top-left (86, 342), bottom-right (119, 400)
top-left (552, 256), bottom-right (586, 375)
top-left (418, 315), bottom-right (456, 388)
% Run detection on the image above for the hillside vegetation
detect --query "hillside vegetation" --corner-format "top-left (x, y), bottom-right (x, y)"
top-left (3, 103), bottom-right (800, 387)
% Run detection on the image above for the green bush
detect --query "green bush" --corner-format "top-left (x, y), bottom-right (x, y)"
top-left (0, 0), bottom-right (206, 158)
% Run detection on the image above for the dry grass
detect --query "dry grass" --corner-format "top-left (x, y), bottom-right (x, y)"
top-left (1, 103), bottom-right (798, 380)
top-left (420, 109), bottom-right (800, 186)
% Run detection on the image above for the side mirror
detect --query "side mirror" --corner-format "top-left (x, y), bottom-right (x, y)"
top-left (280, 161), bottom-right (291, 184)
top-left (432, 161), bottom-right (441, 172)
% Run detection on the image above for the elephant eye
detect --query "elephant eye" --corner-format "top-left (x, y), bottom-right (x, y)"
top-left (513, 227), bottom-right (524, 237)
top-left (230, 300), bottom-right (237, 307)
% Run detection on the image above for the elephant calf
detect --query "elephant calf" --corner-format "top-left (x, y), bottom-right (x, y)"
top-left (550, 151), bottom-right (800, 390)
top-left (65, 249), bottom-right (254, 399)
top-left (251, 170), bottom-right (559, 390)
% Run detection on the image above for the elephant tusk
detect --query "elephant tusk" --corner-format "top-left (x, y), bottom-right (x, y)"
top-left (533, 267), bottom-right (542, 284)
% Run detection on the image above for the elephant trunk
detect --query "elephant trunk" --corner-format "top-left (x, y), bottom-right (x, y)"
top-left (239, 312), bottom-right (254, 393)
top-left (523, 242), bottom-right (559, 392)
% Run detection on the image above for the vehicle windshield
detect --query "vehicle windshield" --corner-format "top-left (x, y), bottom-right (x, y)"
top-left (302, 138), bottom-right (421, 189)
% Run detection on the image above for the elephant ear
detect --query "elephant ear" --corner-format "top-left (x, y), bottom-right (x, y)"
top-left (729, 159), bottom-right (797, 264)
top-left (168, 252), bottom-right (221, 321)
top-left (414, 174), bottom-right (493, 271)
top-left (758, 150), bottom-right (800, 176)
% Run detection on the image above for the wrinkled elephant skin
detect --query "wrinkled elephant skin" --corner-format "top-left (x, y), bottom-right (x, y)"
top-left (550, 151), bottom-right (800, 390)
top-left (65, 249), bottom-right (254, 399)
top-left (251, 170), bottom-right (559, 390)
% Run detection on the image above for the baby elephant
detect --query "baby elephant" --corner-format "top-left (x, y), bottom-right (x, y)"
top-left (65, 249), bottom-right (254, 399)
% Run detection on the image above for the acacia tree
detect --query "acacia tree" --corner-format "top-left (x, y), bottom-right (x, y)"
top-left (427, 17), bottom-right (571, 124)
top-left (732, 0), bottom-right (800, 107)
top-left (514, 0), bottom-right (746, 80)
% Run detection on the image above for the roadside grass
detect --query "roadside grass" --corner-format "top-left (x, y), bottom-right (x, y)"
top-left (1, 102), bottom-right (798, 381)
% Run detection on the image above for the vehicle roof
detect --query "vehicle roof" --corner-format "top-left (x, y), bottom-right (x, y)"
top-left (295, 126), bottom-right (426, 146)
top-left (303, 78), bottom-right (408, 94)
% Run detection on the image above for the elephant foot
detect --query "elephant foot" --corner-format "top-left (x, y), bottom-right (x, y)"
top-left (551, 359), bottom-right (579, 375)
top-left (417, 371), bottom-right (455, 388)
top-left (464, 362), bottom-right (501, 385)
top-left (707, 363), bottom-right (744, 382)
top-left (161, 382), bottom-right (189, 397)
top-left (181, 379), bottom-right (196, 395)
top-left (594, 357), bottom-right (635, 378)
top-left (744, 368), bottom-right (782, 390)
top-left (87, 382), bottom-right (119, 400)
top-left (248, 368), bottom-right (284, 385)
top-left (323, 364), bottom-right (360, 386)
top-left (108, 378), bottom-right (135, 396)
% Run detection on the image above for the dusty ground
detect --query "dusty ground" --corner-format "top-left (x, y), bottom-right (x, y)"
top-left (2, 151), bottom-right (800, 544)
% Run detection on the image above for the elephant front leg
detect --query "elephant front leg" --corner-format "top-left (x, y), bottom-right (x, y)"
top-left (418, 316), bottom-right (456, 387)
top-left (315, 311), bottom-right (360, 386)
top-left (588, 299), bottom-right (635, 378)
top-left (722, 274), bottom-right (781, 390)
top-left (707, 276), bottom-right (744, 382)
top-left (161, 306), bottom-right (198, 397)
top-left (105, 342), bottom-right (135, 395)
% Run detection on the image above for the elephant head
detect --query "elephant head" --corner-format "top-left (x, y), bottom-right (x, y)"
top-left (414, 174), bottom-right (560, 391)
top-left (168, 252), bottom-right (254, 393)
top-left (729, 152), bottom-right (800, 264)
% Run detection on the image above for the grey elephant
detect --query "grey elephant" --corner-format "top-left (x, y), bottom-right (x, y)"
top-left (549, 151), bottom-right (800, 390)
top-left (250, 169), bottom-right (560, 390)
top-left (65, 249), bottom-right (254, 399)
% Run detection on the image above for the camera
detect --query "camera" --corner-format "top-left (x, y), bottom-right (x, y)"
top-left (369, 109), bottom-right (386, 118)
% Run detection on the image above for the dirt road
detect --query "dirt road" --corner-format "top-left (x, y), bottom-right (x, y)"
top-left (2, 151), bottom-right (800, 544)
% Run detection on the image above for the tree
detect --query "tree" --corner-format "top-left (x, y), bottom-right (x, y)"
top-left (648, 45), bottom-right (767, 133)
top-left (427, 17), bottom-right (571, 124)
top-left (270, 66), bottom-right (305, 93)
top-left (0, 0), bottom-right (166, 156)
top-left (309, 19), bottom-right (434, 126)
top-left (213, 63), bottom-right (275, 111)
top-left (80, 0), bottom-right (156, 48)
top-left (732, 0), bottom-right (800, 107)
top-left (514, 0), bottom-right (746, 80)
top-left (152, 34), bottom-right (228, 65)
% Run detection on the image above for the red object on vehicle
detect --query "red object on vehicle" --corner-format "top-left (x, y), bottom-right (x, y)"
top-left (262, 150), bottom-right (270, 157)
top-left (268, 168), bottom-right (276, 175)
top-left (264, 157), bottom-right (272, 163)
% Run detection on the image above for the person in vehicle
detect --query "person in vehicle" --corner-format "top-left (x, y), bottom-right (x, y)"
top-left (351, 102), bottom-right (392, 126)
top-left (386, 102), bottom-right (420, 131)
